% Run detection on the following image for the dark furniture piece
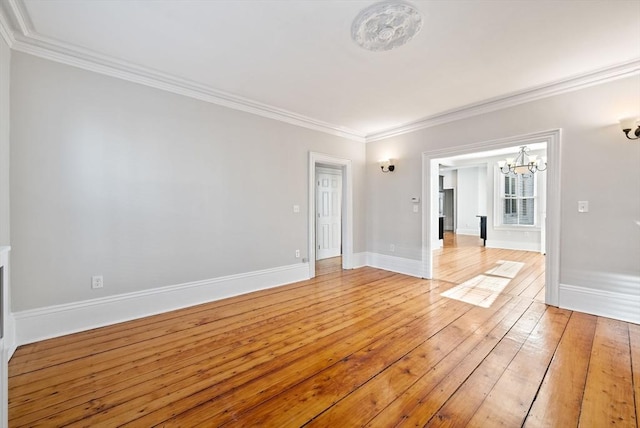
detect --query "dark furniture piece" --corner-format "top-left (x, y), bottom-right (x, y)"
top-left (477, 215), bottom-right (487, 246)
top-left (439, 216), bottom-right (444, 240)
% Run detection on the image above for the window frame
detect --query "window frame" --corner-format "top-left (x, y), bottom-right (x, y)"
top-left (494, 167), bottom-right (540, 230)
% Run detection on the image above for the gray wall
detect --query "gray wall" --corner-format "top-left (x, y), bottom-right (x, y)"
top-left (0, 37), bottom-right (9, 246)
top-left (10, 53), bottom-right (366, 311)
top-left (7, 50), bottom-right (640, 314)
top-left (455, 166), bottom-right (486, 236)
top-left (366, 75), bottom-right (640, 293)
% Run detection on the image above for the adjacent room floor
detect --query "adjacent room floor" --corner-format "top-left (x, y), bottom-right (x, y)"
top-left (8, 239), bottom-right (639, 426)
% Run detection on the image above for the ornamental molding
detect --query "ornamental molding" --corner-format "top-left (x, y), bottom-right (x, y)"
top-left (1, 1), bottom-right (638, 144)
top-left (351, 1), bottom-right (422, 52)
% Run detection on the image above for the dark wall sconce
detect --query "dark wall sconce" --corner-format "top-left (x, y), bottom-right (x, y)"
top-left (379, 159), bottom-right (395, 173)
top-left (620, 117), bottom-right (640, 140)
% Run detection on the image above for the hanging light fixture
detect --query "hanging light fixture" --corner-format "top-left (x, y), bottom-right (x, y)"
top-left (498, 146), bottom-right (546, 175)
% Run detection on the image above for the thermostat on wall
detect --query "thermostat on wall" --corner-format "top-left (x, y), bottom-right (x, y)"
top-left (411, 197), bottom-right (420, 203)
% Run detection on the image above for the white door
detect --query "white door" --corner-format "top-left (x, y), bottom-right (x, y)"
top-left (316, 168), bottom-right (342, 260)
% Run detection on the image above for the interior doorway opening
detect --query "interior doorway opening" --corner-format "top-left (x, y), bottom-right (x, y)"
top-left (421, 130), bottom-right (561, 307)
top-left (315, 166), bottom-right (343, 261)
top-left (308, 152), bottom-right (354, 279)
top-left (435, 143), bottom-right (547, 252)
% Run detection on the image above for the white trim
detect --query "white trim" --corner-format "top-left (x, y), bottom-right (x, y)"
top-left (13, 263), bottom-right (310, 346)
top-left (455, 228), bottom-right (479, 236)
top-left (1, 1), bottom-right (638, 144)
top-left (14, 34), bottom-right (366, 142)
top-left (367, 60), bottom-right (640, 142)
top-left (559, 283), bottom-right (640, 325)
top-left (351, 252), bottom-right (368, 269)
top-left (0, 247), bottom-right (11, 428)
top-left (493, 166), bottom-right (542, 229)
top-left (0, 2), bottom-right (365, 143)
top-left (486, 240), bottom-right (541, 252)
top-left (422, 129), bottom-right (561, 307)
top-left (0, 5), bottom-right (15, 47)
top-left (5, 0), bottom-right (30, 37)
top-left (366, 252), bottom-right (425, 278)
top-left (308, 152), bottom-right (354, 278)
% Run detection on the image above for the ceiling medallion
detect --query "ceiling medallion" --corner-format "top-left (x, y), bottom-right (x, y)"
top-left (351, 1), bottom-right (423, 52)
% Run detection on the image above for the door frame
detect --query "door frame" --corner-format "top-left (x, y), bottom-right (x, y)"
top-left (308, 152), bottom-right (353, 278)
top-left (421, 129), bottom-right (562, 306)
top-left (315, 166), bottom-right (343, 261)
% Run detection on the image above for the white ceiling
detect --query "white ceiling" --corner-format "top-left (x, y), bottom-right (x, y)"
top-left (438, 142), bottom-right (547, 168)
top-left (1, 0), bottom-right (639, 141)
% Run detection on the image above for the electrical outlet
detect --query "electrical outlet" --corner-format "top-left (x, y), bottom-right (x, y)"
top-left (295, 249), bottom-right (300, 258)
top-left (390, 244), bottom-right (395, 252)
top-left (91, 275), bottom-right (103, 289)
top-left (578, 201), bottom-right (589, 213)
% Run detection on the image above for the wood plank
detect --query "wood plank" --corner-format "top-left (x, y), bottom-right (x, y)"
top-left (9, 268), bottom-right (388, 376)
top-left (364, 296), bottom-right (534, 427)
top-left (18, 277), bottom-right (439, 426)
top-left (578, 317), bottom-right (637, 427)
top-left (110, 286), bottom-right (461, 426)
top-left (8, 268), bottom-right (358, 360)
top-left (400, 301), bottom-right (549, 427)
top-left (524, 311), bottom-right (597, 427)
top-left (10, 269), bottom-right (397, 394)
top-left (8, 235), bottom-right (637, 427)
top-left (10, 274), bottom-right (423, 425)
top-left (464, 306), bottom-right (571, 427)
top-left (169, 297), bottom-right (473, 427)
top-left (629, 323), bottom-right (640, 427)
top-left (306, 294), bottom-right (519, 426)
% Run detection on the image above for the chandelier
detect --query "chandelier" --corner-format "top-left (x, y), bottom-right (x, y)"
top-left (498, 146), bottom-right (547, 175)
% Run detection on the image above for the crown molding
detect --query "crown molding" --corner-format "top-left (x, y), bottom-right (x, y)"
top-left (1, 0), bottom-right (638, 145)
top-left (1, 1), bottom-right (366, 143)
top-left (12, 34), bottom-right (366, 142)
top-left (365, 58), bottom-right (640, 142)
top-left (0, 2), bottom-right (15, 47)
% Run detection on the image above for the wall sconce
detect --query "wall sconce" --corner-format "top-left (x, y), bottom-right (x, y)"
top-left (379, 159), bottom-right (395, 173)
top-left (619, 117), bottom-right (640, 140)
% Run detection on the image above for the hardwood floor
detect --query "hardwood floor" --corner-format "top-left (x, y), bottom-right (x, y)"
top-left (8, 234), bottom-right (639, 427)
top-left (315, 256), bottom-right (343, 276)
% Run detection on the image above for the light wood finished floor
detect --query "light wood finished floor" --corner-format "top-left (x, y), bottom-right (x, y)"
top-left (9, 234), bottom-right (640, 426)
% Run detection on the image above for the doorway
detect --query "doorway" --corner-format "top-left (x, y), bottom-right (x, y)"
top-left (316, 166), bottom-right (342, 260)
top-left (421, 129), bottom-right (561, 307)
top-left (442, 189), bottom-right (455, 232)
top-left (308, 152), bottom-right (354, 278)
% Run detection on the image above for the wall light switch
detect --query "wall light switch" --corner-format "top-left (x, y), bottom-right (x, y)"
top-left (413, 205), bottom-right (419, 213)
top-left (293, 205), bottom-right (300, 213)
top-left (578, 201), bottom-right (589, 213)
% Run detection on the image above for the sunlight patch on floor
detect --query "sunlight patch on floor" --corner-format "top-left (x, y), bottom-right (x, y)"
top-left (484, 260), bottom-right (525, 278)
top-left (441, 260), bottom-right (525, 308)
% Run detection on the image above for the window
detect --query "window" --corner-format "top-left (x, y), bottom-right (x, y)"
top-left (500, 172), bottom-right (535, 226)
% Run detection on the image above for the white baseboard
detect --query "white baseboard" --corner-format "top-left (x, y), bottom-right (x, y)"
top-left (559, 283), bottom-right (640, 324)
top-left (351, 252), bottom-right (368, 269)
top-left (455, 229), bottom-right (479, 236)
top-left (486, 240), bottom-right (541, 252)
top-left (366, 252), bottom-right (425, 278)
top-left (5, 314), bottom-right (15, 359)
top-left (13, 263), bottom-right (310, 347)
